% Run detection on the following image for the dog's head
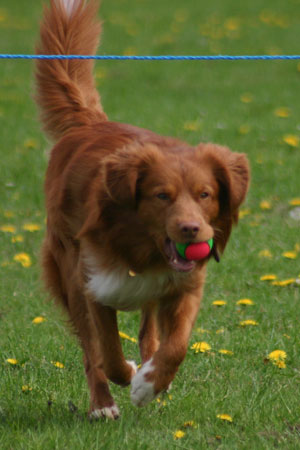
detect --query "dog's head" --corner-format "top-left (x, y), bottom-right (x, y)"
top-left (79, 141), bottom-right (250, 273)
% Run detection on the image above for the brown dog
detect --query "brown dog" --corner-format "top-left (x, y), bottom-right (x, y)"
top-left (35, 0), bottom-right (250, 419)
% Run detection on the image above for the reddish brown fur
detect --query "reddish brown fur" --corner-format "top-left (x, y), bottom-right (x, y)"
top-left (36, 0), bottom-right (250, 418)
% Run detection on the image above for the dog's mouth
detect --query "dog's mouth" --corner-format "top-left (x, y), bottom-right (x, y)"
top-left (164, 238), bottom-right (196, 272)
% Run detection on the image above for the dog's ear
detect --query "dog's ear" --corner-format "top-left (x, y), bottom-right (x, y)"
top-left (201, 144), bottom-right (250, 253)
top-left (102, 143), bottom-right (163, 207)
top-left (102, 154), bottom-right (140, 208)
top-left (77, 144), bottom-right (162, 238)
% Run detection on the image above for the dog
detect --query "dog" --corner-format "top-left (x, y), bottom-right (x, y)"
top-left (35, 0), bottom-right (250, 419)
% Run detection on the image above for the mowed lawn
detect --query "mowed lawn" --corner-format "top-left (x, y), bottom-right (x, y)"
top-left (0, 0), bottom-right (300, 448)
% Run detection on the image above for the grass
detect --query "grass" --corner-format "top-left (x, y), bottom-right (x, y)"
top-left (0, 0), bottom-right (300, 448)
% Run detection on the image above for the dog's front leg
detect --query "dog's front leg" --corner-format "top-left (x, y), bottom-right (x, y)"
top-left (139, 301), bottom-right (160, 364)
top-left (131, 289), bottom-right (202, 407)
top-left (86, 299), bottom-right (137, 386)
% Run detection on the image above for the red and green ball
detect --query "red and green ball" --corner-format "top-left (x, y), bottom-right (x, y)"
top-left (175, 238), bottom-right (213, 261)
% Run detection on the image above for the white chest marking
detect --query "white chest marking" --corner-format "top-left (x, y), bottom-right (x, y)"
top-left (86, 267), bottom-right (176, 311)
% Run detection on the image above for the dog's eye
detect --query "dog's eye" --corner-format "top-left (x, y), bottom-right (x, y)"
top-left (200, 192), bottom-right (209, 199)
top-left (156, 192), bottom-right (170, 201)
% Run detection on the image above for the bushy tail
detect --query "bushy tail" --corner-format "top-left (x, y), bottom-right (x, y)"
top-left (35, 0), bottom-right (107, 141)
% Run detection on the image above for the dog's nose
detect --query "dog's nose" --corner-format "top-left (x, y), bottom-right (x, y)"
top-left (179, 222), bottom-right (200, 240)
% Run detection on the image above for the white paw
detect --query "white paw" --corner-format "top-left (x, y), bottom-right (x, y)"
top-left (126, 360), bottom-right (138, 377)
top-left (130, 358), bottom-right (156, 407)
top-left (166, 382), bottom-right (172, 392)
top-left (90, 404), bottom-right (120, 420)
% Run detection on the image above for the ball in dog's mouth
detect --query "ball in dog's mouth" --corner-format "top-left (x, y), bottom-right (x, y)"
top-left (164, 238), bottom-right (196, 272)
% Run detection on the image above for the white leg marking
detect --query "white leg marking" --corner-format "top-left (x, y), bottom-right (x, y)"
top-left (126, 360), bottom-right (138, 377)
top-left (59, 0), bottom-right (80, 16)
top-left (90, 404), bottom-right (120, 420)
top-left (130, 358), bottom-right (156, 407)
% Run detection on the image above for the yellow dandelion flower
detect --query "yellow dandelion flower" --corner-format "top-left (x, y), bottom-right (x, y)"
top-left (218, 349), bottom-right (234, 356)
top-left (6, 358), bottom-right (18, 365)
top-left (272, 279), bottom-right (296, 286)
top-left (274, 107), bottom-right (290, 118)
top-left (24, 138), bottom-right (38, 149)
top-left (282, 251), bottom-right (297, 259)
top-left (239, 124), bottom-right (251, 135)
top-left (3, 211), bottom-right (14, 218)
top-left (283, 134), bottom-right (299, 148)
top-left (183, 420), bottom-right (197, 428)
top-left (22, 223), bottom-right (41, 232)
top-left (123, 47), bottom-right (137, 56)
top-left (11, 235), bottom-right (24, 243)
top-left (174, 9), bottom-right (188, 23)
top-left (224, 18), bottom-right (240, 31)
top-left (196, 327), bottom-right (210, 334)
top-left (268, 350), bottom-right (287, 361)
top-left (119, 331), bottom-right (137, 343)
top-left (216, 328), bottom-right (225, 334)
top-left (173, 430), bottom-right (185, 440)
top-left (0, 224), bottom-right (16, 233)
top-left (95, 67), bottom-right (108, 80)
top-left (240, 93), bottom-right (253, 103)
top-left (22, 385), bottom-right (32, 393)
top-left (268, 350), bottom-right (287, 368)
top-left (289, 198), bottom-right (300, 206)
top-left (259, 10), bottom-right (272, 24)
top-left (125, 24), bottom-right (139, 37)
top-left (275, 360), bottom-right (286, 368)
top-left (260, 200), bottom-right (272, 210)
top-left (258, 249), bottom-right (273, 259)
top-left (212, 300), bottom-right (227, 306)
top-left (191, 342), bottom-right (211, 353)
top-left (260, 274), bottom-right (277, 281)
top-left (183, 119), bottom-right (202, 132)
top-left (217, 414), bottom-right (233, 423)
top-left (1, 261), bottom-right (10, 267)
top-left (236, 298), bottom-right (254, 306)
top-left (51, 361), bottom-right (64, 369)
top-left (239, 208), bottom-right (251, 219)
top-left (240, 320), bottom-right (258, 327)
top-left (274, 16), bottom-right (289, 28)
top-left (158, 33), bottom-right (175, 45)
top-left (13, 253), bottom-right (32, 268)
top-left (156, 398), bottom-right (167, 406)
top-left (32, 316), bottom-right (46, 324)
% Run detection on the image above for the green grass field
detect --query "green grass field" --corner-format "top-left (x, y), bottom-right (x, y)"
top-left (1, 0), bottom-right (300, 448)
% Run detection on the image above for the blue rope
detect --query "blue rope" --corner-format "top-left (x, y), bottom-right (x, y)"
top-left (0, 54), bottom-right (300, 61)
